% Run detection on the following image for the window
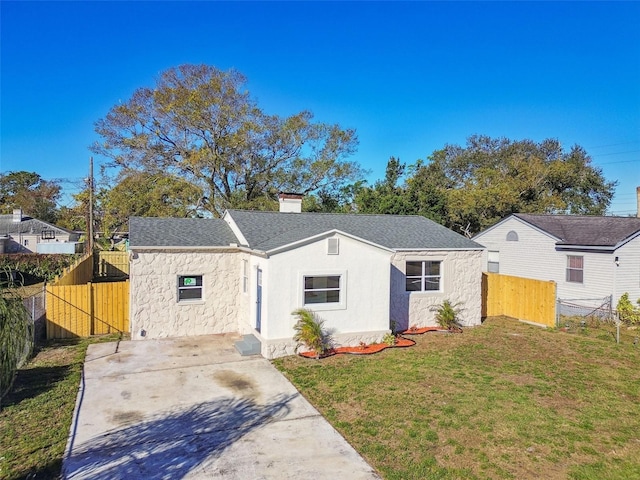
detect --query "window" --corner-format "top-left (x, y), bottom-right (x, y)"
top-left (178, 275), bottom-right (203, 301)
top-left (506, 231), bottom-right (519, 241)
top-left (406, 261), bottom-right (441, 292)
top-left (41, 229), bottom-right (56, 240)
top-left (566, 256), bottom-right (583, 283)
top-left (304, 275), bottom-right (341, 304)
top-left (24, 239), bottom-right (29, 246)
top-left (242, 260), bottom-right (249, 293)
top-left (487, 251), bottom-right (499, 273)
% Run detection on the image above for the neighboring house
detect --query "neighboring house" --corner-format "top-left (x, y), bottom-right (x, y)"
top-left (473, 213), bottom-right (640, 307)
top-left (128, 194), bottom-right (484, 359)
top-left (0, 209), bottom-right (82, 254)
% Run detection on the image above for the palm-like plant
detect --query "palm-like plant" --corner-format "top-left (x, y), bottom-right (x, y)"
top-left (292, 309), bottom-right (331, 358)
top-left (432, 300), bottom-right (463, 331)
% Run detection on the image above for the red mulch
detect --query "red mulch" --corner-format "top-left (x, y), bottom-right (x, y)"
top-left (299, 336), bottom-right (416, 359)
top-left (400, 326), bottom-right (461, 335)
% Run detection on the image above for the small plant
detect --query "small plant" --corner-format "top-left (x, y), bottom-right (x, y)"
top-left (292, 308), bottom-right (332, 358)
top-left (382, 332), bottom-right (396, 346)
top-left (432, 299), bottom-right (464, 331)
top-left (617, 293), bottom-right (640, 325)
top-left (390, 319), bottom-right (398, 335)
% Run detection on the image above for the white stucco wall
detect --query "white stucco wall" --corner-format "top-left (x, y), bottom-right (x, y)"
top-left (390, 250), bottom-right (483, 330)
top-left (262, 233), bottom-right (392, 345)
top-left (129, 249), bottom-right (248, 339)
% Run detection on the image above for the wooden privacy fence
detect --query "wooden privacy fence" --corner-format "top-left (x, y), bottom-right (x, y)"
top-left (46, 281), bottom-right (129, 339)
top-left (51, 252), bottom-right (94, 286)
top-left (482, 272), bottom-right (556, 327)
top-left (95, 251), bottom-right (130, 279)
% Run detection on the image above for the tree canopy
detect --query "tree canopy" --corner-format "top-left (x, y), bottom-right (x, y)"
top-left (0, 171), bottom-right (61, 223)
top-left (354, 136), bottom-right (616, 237)
top-left (91, 64), bottom-right (362, 217)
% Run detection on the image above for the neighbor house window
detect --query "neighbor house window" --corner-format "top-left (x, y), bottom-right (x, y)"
top-left (566, 256), bottom-right (583, 283)
top-left (41, 229), bottom-right (55, 240)
top-left (178, 275), bottom-right (203, 301)
top-left (406, 261), bottom-right (442, 292)
top-left (487, 251), bottom-right (499, 273)
top-left (303, 275), bottom-right (341, 305)
top-left (506, 231), bottom-right (519, 241)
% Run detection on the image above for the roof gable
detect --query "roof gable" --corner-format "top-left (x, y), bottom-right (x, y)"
top-left (226, 210), bottom-right (483, 251)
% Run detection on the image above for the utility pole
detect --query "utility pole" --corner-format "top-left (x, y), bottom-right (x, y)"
top-left (89, 157), bottom-right (94, 252)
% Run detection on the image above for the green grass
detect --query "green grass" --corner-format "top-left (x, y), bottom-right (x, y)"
top-left (0, 334), bottom-right (121, 480)
top-left (273, 317), bottom-right (640, 480)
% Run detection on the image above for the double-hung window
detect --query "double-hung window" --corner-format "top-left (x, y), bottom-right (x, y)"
top-left (303, 275), bottom-right (341, 305)
top-left (178, 275), bottom-right (203, 302)
top-left (566, 256), bottom-right (583, 283)
top-left (406, 261), bottom-right (442, 292)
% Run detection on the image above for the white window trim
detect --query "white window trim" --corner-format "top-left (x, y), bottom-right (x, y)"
top-left (300, 270), bottom-right (347, 311)
top-left (405, 259), bottom-right (444, 294)
top-left (177, 274), bottom-right (205, 304)
top-left (242, 259), bottom-right (249, 294)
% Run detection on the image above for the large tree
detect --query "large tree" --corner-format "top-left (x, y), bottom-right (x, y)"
top-left (91, 64), bottom-right (362, 217)
top-left (411, 135), bottom-right (616, 236)
top-left (99, 170), bottom-right (205, 235)
top-left (0, 171), bottom-right (61, 223)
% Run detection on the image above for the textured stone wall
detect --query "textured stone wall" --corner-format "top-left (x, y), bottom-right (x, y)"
top-left (130, 250), bottom-right (244, 339)
top-left (390, 250), bottom-right (483, 330)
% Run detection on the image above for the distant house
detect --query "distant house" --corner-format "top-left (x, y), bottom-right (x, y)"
top-left (473, 213), bottom-right (640, 307)
top-left (128, 194), bottom-right (484, 359)
top-left (0, 209), bottom-right (82, 254)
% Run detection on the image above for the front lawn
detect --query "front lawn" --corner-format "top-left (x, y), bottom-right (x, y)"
top-left (0, 335), bottom-right (121, 480)
top-left (273, 316), bottom-right (640, 479)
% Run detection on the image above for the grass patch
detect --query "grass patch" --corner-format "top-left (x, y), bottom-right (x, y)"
top-left (0, 334), bottom-right (122, 480)
top-left (273, 317), bottom-right (640, 479)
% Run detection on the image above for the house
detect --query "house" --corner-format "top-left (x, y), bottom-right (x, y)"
top-left (128, 194), bottom-right (484, 358)
top-left (0, 209), bottom-right (82, 254)
top-left (473, 213), bottom-right (640, 308)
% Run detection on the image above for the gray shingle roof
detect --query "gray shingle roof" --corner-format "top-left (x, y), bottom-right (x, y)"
top-left (227, 210), bottom-right (483, 251)
top-left (129, 217), bottom-right (238, 247)
top-left (514, 214), bottom-right (640, 247)
top-left (0, 215), bottom-right (75, 236)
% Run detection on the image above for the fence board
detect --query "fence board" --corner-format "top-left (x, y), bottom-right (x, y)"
top-left (482, 273), bottom-right (556, 327)
top-left (45, 281), bottom-right (129, 338)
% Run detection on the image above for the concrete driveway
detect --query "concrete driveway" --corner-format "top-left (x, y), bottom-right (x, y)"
top-left (62, 334), bottom-right (380, 479)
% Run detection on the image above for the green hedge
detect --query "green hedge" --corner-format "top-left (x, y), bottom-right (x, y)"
top-left (0, 254), bottom-right (80, 283)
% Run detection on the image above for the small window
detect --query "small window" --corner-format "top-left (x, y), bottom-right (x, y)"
top-left (178, 275), bottom-right (203, 301)
top-left (406, 261), bottom-right (442, 292)
top-left (566, 256), bottom-right (583, 283)
top-left (506, 231), bottom-right (518, 241)
top-left (41, 229), bottom-right (56, 240)
top-left (242, 260), bottom-right (249, 293)
top-left (24, 239), bottom-right (29, 246)
top-left (304, 275), bottom-right (341, 305)
top-left (487, 251), bottom-right (499, 273)
top-left (327, 238), bottom-right (339, 255)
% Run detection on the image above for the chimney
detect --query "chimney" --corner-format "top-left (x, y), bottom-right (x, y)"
top-left (278, 192), bottom-right (303, 213)
top-left (637, 186), bottom-right (640, 218)
top-left (12, 208), bottom-right (23, 223)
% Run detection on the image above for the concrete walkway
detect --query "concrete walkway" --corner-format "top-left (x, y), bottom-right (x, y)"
top-left (62, 334), bottom-right (380, 479)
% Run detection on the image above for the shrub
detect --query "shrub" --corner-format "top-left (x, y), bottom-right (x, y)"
top-left (1, 276), bottom-right (33, 404)
top-left (617, 293), bottom-right (640, 325)
top-left (382, 332), bottom-right (397, 346)
top-left (292, 309), bottom-right (332, 358)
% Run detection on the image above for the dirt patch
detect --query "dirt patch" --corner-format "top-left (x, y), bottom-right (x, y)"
top-left (213, 370), bottom-right (260, 402)
top-left (110, 410), bottom-right (145, 426)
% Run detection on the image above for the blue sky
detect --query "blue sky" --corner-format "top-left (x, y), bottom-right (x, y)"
top-left (2, 1), bottom-right (639, 215)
